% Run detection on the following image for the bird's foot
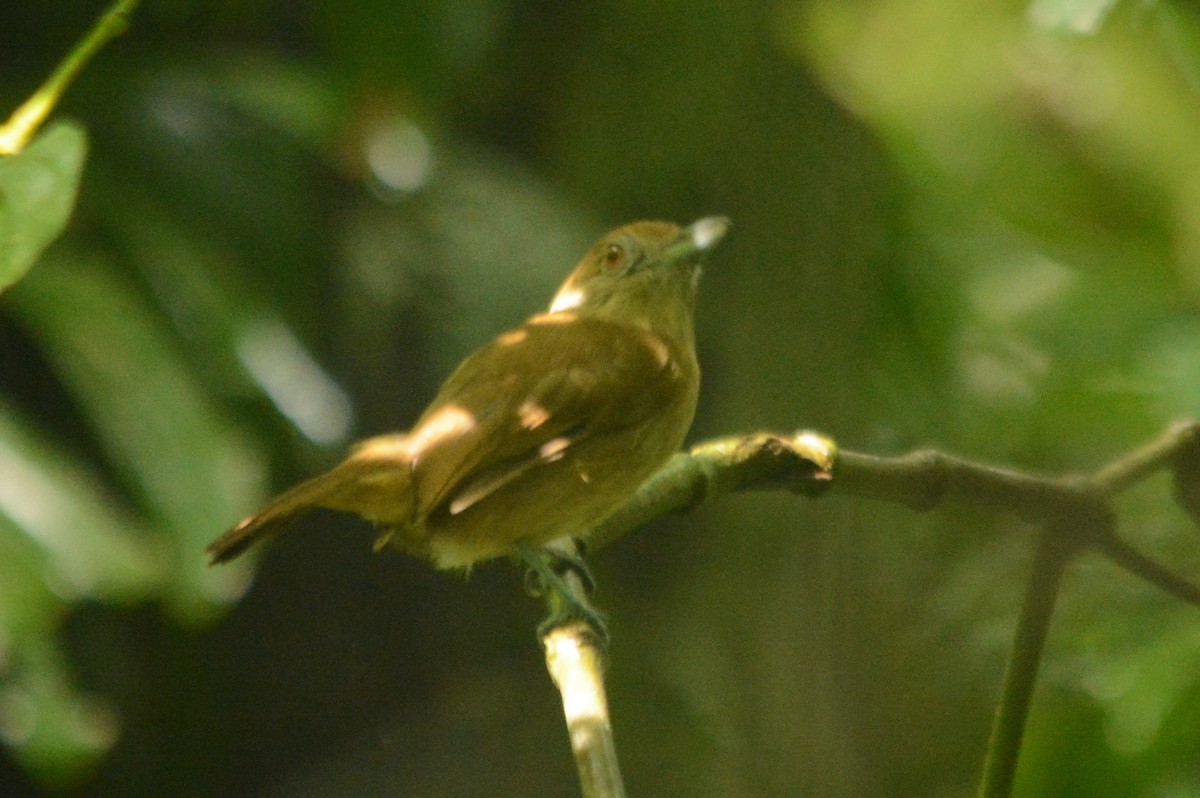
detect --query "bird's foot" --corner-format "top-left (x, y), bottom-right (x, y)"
top-left (516, 540), bottom-right (609, 647)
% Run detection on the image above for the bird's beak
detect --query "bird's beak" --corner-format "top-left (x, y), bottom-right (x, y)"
top-left (662, 216), bottom-right (730, 264)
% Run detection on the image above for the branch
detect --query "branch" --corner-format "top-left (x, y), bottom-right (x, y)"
top-left (976, 529), bottom-right (1071, 798)
top-left (527, 539), bottom-right (627, 798)
top-left (585, 431), bottom-right (837, 552)
top-left (0, 0), bottom-right (140, 155)
top-left (1096, 533), bottom-right (1200, 609)
top-left (1092, 419), bottom-right (1200, 494)
top-left (573, 420), bottom-right (1199, 798)
top-left (544, 621), bottom-right (626, 798)
top-left (587, 422), bottom-right (1200, 556)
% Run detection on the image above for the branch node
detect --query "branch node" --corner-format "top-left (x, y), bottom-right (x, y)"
top-left (785, 431), bottom-right (837, 496)
top-left (901, 449), bottom-right (951, 511)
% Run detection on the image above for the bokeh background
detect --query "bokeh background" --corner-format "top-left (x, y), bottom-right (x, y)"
top-left (2, 1), bottom-right (1200, 796)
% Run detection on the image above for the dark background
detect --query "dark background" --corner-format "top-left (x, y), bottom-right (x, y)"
top-left (1, 1), bottom-right (1199, 796)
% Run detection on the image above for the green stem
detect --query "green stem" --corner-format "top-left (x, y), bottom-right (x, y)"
top-left (976, 531), bottom-right (1070, 798)
top-left (0, 0), bottom-right (140, 154)
top-left (1097, 533), bottom-right (1200, 608)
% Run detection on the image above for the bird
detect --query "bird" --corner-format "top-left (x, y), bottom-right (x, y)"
top-left (206, 217), bottom-right (727, 575)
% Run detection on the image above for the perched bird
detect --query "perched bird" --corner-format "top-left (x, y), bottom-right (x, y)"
top-left (207, 217), bottom-right (727, 572)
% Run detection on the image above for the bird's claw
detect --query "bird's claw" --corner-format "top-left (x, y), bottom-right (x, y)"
top-left (516, 541), bottom-right (609, 647)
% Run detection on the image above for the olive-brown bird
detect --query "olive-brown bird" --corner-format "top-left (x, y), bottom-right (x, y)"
top-left (206, 217), bottom-right (727, 571)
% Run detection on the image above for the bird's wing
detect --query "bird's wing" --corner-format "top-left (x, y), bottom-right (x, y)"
top-left (407, 316), bottom-right (693, 521)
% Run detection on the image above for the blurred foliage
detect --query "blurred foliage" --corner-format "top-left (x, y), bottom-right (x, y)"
top-left (0, 124), bottom-right (87, 291)
top-left (0, 0), bottom-right (1199, 796)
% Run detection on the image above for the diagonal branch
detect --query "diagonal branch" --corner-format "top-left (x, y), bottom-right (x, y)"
top-left (0, 0), bottom-right (140, 154)
top-left (1095, 533), bottom-right (1200, 609)
top-left (1092, 420), bottom-right (1200, 495)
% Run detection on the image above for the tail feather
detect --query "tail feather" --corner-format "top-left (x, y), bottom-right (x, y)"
top-left (206, 449), bottom-right (414, 564)
top-left (207, 475), bottom-right (337, 563)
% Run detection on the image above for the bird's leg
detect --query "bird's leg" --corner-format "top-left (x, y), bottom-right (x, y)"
top-left (516, 539), bottom-right (609, 647)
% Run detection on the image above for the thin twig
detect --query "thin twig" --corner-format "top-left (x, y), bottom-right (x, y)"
top-left (834, 449), bottom-right (1084, 522)
top-left (1095, 533), bottom-right (1200, 608)
top-left (976, 529), bottom-right (1071, 798)
top-left (1091, 420), bottom-right (1200, 495)
top-left (0, 0), bottom-right (140, 155)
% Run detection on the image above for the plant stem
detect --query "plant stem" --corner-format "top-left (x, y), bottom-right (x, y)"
top-left (0, 0), bottom-right (140, 155)
top-left (520, 539), bottom-right (625, 798)
top-left (1096, 533), bottom-right (1200, 608)
top-left (976, 531), bottom-right (1069, 798)
top-left (544, 623), bottom-right (626, 798)
top-left (1091, 420), bottom-right (1200, 494)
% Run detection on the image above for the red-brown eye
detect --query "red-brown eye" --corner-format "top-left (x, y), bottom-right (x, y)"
top-left (602, 243), bottom-right (624, 270)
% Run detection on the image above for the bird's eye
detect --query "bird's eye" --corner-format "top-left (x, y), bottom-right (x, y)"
top-left (602, 243), bottom-right (624, 270)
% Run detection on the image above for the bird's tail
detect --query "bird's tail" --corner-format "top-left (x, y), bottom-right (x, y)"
top-left (206, 439), bottom-right (414, 564)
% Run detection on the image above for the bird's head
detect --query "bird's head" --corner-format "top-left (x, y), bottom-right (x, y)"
top-left (547, 217), bottom-right (729, 346)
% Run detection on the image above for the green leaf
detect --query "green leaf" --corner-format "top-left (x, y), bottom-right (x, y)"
top-left (5, 246), bottom-right (262, 621)
top-left (0, 482), bottom-right (136, 784)
top-left (0, 123), bottom-right (87, 292)
top-left (0, 399), bottom-right (164, 603)
top-left (0, 630), bottom-right (118, 786)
